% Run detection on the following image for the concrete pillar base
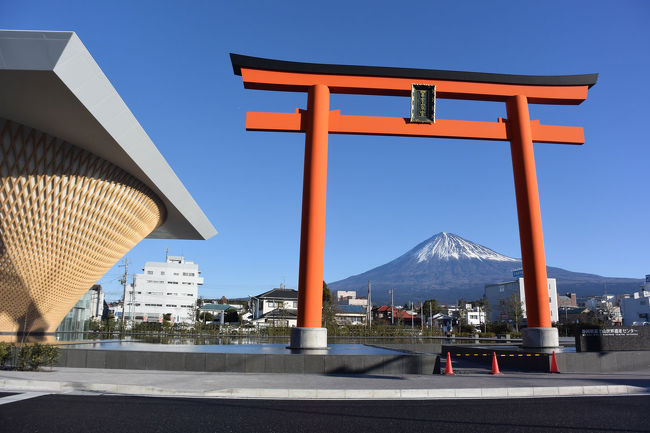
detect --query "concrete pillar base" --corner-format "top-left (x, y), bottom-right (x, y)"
top-left (521, 327), bottom-right (559, 349)
top-left (289, 327), bottom-right (328, 350)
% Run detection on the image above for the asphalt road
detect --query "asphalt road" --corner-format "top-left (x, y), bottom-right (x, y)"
top-left (1, 394), bottom-right (649, 433)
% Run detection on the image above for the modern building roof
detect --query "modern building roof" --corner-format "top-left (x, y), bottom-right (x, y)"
top-left (199, 304), bottom-right (235, 312)
top-left (337, 305), bottom-right (366, 314)
top-left (0, 30), bottom-right (216, 240)
top-left (230, 53), bottom-right (598, 88)
top-left (253, 288), bottom-right (299, 300)
top-left (261, 308), bottom-right (297, 319)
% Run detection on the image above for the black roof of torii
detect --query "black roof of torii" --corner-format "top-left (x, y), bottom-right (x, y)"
top-left (230, 53), bottom-right (598, 88)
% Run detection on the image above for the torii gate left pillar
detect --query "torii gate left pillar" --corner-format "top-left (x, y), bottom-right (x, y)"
top-left (231, 53), bottom-right (597, 350)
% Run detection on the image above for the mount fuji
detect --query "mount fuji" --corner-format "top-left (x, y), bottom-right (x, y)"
top-left (328, 232), bottom-right (642, 305)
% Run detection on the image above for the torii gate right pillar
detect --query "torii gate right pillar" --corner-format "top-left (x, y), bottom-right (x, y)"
top-left (507, 94), bottom-right (558, 348)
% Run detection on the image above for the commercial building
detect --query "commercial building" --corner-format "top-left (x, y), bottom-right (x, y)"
top-left (0, 31), bottom-right (215, 334)
top-left (484, 278), bottom-right (559, 324)
top-left (335, 290), bottom-right (368, 307)
top-left (123, 256), bottom-right (203, 325)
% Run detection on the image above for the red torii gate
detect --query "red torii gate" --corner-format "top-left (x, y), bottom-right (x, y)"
top-left (231, 54), bottom-right (597, 349)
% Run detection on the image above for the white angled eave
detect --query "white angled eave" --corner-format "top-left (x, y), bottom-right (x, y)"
top-left (0, 30), bottom-right (216, 240)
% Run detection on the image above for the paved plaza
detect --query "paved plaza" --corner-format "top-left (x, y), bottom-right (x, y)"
top-left (1, 367), bottom-right (649, 400)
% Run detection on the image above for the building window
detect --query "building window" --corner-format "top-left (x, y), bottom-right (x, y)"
top-left (147, 271), bottom-right (153, 275)
top-left (499, 287), bottom-right (504, 293)
top-left (160, 272), bottom-right (165, 276)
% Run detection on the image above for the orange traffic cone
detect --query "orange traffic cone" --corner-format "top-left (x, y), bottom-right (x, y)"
top-left (444, 352), bottom-right (455, 376)
top-left (491, 351), bottom-right (503, 375)
top-left (550, 351), bottom-right (560, 373)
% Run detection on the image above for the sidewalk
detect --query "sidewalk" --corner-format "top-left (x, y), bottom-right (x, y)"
top-left (1, 367), bottom-right (649, 400)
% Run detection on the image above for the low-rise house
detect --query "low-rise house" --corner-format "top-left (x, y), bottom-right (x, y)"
top-left (373, 305), bottom-right (418, 324)
top-left (558, 293), bottom-right (577, 308)
top-left (430, 313), bottom-right (454, 333)
top-left (558, 306), bottom-right (594, 323)
top-left (250, 288), bottom-right (299, 327)
top-left (251, 308), bottom-right (297, 327)
top-left (199, 304), bottom-right (237, 323)
top-left (585, 294), bottom-right (624, 325)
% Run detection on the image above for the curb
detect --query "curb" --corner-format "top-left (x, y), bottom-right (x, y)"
top-left (1, 378), bottom-right (649, 400)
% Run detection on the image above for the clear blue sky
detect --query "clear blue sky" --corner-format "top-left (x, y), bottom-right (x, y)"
top-left (3, 1), bottom-right (649, 301)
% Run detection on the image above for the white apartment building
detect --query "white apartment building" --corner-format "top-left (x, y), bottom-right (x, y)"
top-left (465, 306), bottom-right (486, 327)
top-left (620, 275), bottom-right (650, 325)
top-left (484, 278), bottom-right (559, 323)
top-left (124, 256), bottom-right (203, 324)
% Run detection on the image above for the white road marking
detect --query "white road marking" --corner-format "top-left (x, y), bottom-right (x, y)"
top-left (0, 392), bottom-right (49, 405)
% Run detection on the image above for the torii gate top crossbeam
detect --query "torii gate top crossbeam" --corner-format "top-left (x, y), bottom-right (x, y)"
top-left (231, 53), bottom-right (597, 104)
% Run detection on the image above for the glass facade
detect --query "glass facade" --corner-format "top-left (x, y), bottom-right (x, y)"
top-left (56, 290), bottom-right (93, 333)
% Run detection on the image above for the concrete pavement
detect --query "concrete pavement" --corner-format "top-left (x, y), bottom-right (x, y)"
top-left (1, 367), bottom-right (649, 400)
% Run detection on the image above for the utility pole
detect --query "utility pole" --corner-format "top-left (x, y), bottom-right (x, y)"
top-left (129, 273), bottom-right (136, 325)
top-left (421, 302), bottom-right (424, 332)
top-left (410, 301), bottom-right (414, 329)
top-left (429, 301), bottom-right (432, 329)
top-left (367, 281), bottom-right (372, 328)
top-left (119, 257), bottom-right (128, 331)
top-left (389, 289), bottom-right (394, 325)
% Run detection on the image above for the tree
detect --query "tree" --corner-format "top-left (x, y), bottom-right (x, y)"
top-left (322, 281), bottom-right (337, 328)
top-left (162, 313), bottom-right (172, 328)
top-left (199, 312), bottom-right (214, 323)
top-left (224, 308), bottom-right (239, 323)
top-left (103, 313), bottom-right (116, 332)
top-left (322, 282), bottom-right (332, 304)
top-left (422, 299), bottom-right (443, 316)
top-left (507, 292), bottom-right (524, 332)
top-left (218, 296), bottom-right (228, 305)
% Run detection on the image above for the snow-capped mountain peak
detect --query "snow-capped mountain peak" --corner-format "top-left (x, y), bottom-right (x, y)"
top-left (413, 232), bottom-right (518, 263)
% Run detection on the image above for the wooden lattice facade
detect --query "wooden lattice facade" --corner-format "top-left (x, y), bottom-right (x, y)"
top-left (0, 118), bottom-right (165, 333)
